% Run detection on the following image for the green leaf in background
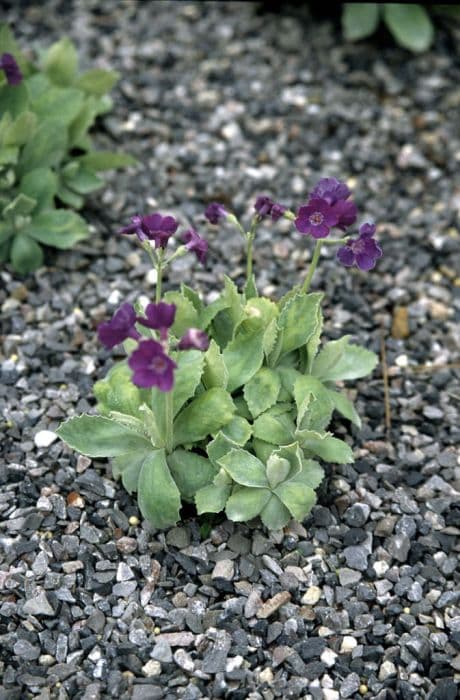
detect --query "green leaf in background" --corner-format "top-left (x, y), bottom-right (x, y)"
top-left (75, 68), bottom-right (120, 96)
top-left (137, 449), bottom-right (181, 528)
top-left (112, 449), bottom-right (152, 494)
top-left (173, 387), bottom-right (235, 446)
top-left (0, 146), bottom-right (19, 166)
top-left (163, 291), bottom-right (200, 338)
top-left (56, 185), bottom-right (84, 209)
top-left (202, 339), bottom-right (229, 389)
top-left (243, 367), bottom-right (281, 419)
top-left (223, 318), bottom-right (265, 392)
top-left (3, 111), bottom-right (37, 146)
top-left (199, 292), bottom-right (231, 329)
top-left (327, 389), bottom-right (362, 428)
top-left (22, 209), bottom-right (88, 249)
top-left (218, 448), bottom-right (268, 488)
top-left (220, 415), bottom-right (252, 446)
top-left (260, 495), bottom-right (291, 530)
top-left (42, 37), bottom-right (78, 86)
top-left (253, 407), bottom-right (295, 446)
top-left (172, 349), bottom-right (205, 416)
top-left (63, 166), bottom-right (104, 194)
top-left (18, 118), bottom-right (67, 174)
top-left (20, 168), bottom-right (57, 213)
top-left (181, 284), bottom-right (204, 314)
top-left (57, 414), bottom-right (152, 458)
top-left (275, 292), bottom-right (323, 358)
top-left (298, 430), bottom-right (354, 464)
top-left (2, 193), bottom-right (36, 220)
top-left (32, 86), bottom-right (84, 126)
top-left (305, 299), bottom-right (323, 372)
top-left (68, 99), bottom-right (98, 148)
top-left (211, 276), bottom-right (245, 347)
top-left (312, 336), bottom-right (378, 382)
top-left (383, 4), bottom-right (434, 52)
top-left (167, 449), bottom-right (217, 501)
top-left (10, 234), bottom-right (43, 274)
top-left (0, 23), bottom-right (29, 74)
top-left (0, 83), bottom-right (28, 118)
top-left (342, 3), bottom-right (380, 41)
top-left (225, 486), bottom-right (271, 522)
top-left (195, 480), bottom-right (231, 514)
top-left (79, 151), bottom-right (137, 172)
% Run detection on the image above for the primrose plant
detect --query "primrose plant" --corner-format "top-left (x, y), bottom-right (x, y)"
top-left (57, 178), bottom-right (382, 530)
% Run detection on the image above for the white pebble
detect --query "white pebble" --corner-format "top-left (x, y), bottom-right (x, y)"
top-left (321, 648), bottom-right (338, 667)
top-left (34, 430), bottom-right (58, 448)
top-left (340, 636), bottom-right (357, 653)
top-left (301, 586), bottom-right (322, 606)
top-left (142, 659), bottom-right (162, 677)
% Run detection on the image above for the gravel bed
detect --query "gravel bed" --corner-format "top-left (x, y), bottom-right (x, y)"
top-left (1, 2), bottom-right (459, 699)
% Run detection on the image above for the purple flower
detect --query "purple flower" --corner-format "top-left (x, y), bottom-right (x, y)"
top-left (97, 303), bottom-right (140, 349)
top-left (0, 53), bottom-right (22, 86)
top-left (205, 202), bottom-right (228, 224)
top-left (128, 340), bottom-right (177, 391)
top-left (178, 328), bottom-right (210, 351)
top-left (254, 195), bottom-right (286, 221)
top-left (182, 229), bottom-right (208, 264)
top-left (310, 177), bottom-right (351, 206)
top-left (294, 198), bottom-right (339, 239)
top-left (332, 199), bottom-right (358, 231)
top-left (119, 212), bottom-right (178, 248)
top-left (137, 302), bottom-right (176, 337)
top-left (337, 222), bottom-right (382, 271)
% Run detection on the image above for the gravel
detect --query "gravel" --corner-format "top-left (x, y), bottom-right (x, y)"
top-left (1, 1), bottom-right (459, 699)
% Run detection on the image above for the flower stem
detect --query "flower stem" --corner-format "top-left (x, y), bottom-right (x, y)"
top-left (155, 249), bottom-right (164, 303)
top-left (164, 387), bottom-right (174, 454)
top-left (246, 232), bottom-right (254, 282)
top-left (301, 240), bottom-right (322, 294)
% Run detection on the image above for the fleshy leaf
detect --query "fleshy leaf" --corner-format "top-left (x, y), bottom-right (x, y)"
top-left (223, 317), bottom-right (265, 392)
top-left (342, 3), bottom-right (380, 41)
top-left (225, 487), bottom-right (271, 521)
top-left (243, 367), bottom-right (281, 419)
top-left (293, 375), bottom-right (334, 431)
top-left (217, 448), bottom-right (268, 488)
top-left (274, 481), bottom-right (317, 521)
top-left (137, 449), bottom-right (181, 528)
top-left (79, 151), bottom-right (137, 171)
top-left (297, 430), bottom-right (354, 464)
top-left (312, 336), bottom-right (378, 382)
top-left (207, 432), bottom-right (240, 468)
top-left (75, 68), bottom-right (120, 96)
top-left (266, 455), bottom-right (291, 489)
top-left (20, 168), bottom-right (57, 213)
top-left (327, 389), bottom-right (362, 428)
top-left (173, 388), bottom-right (235, 447)
top-left (163, 291), bottom-right (200, 338)
top-left (3, 193), bottom-right (36, 220)
top-left (211, 276), bottom-right (245, 347)
top-left (167, 449), bottom-right (217, 501)
top-left (273, 292), bottom-right (323, 360)
top-left (42, 37), bottom-right (78, 85)
top-left (199, 293), bottom-right (231, 329)
top-left (93, 362), bottom-right (149, 421)
top-left (202, 339), bottom-right (228, 389)
top-left (260, 495), bottom-right (291, 530)
top-left (172, 349), bottom-right (205, 416)
top-left (294, 458), bottom-right (325, 490)
top-left (252, 408), bottom-right (295, 446)
top-left (22, 210), bottom-right (89, 248)
top-left (382, 3), bottom-right (434, 52)
top-left (4, 111), bottom-right (37, 146)
top-left (17, 118), bottom-right (67, 174)
top-left (220, 416), bottom-right (252, 446)
top-left (195, 482), bottom-right (231, 514)
top-left (57, 414), bottom-right (152, 457)
top-left (10, 235), bottom-right (43, 274)
top-left (112, 450), bottom-right (151, 494)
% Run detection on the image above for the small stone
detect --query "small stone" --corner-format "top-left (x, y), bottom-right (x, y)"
top-left (13, 639), bottom-right (41, 660)
top-left (128, 516), bottom-right (139, 526)
top-left (142, 660), bottom-right (161, 677)
top-left (344, 503), bottom-right (370, 527)
top-left (256, 591), bottom-right (291, 619)
top-left (34, 430), bottom-right (58, 448)
top-left (112, 581), bottom-right (137, 596)
top-left (174, 648), bottom-right (195, 673)
top-left (116, 562), bottom-right (135, 582)
top-left (116, 537), bottom-right (138, 554)
top-left (62, 560), bottom-right (84, 574)
top-left (156, 632), bottom-right (195, 647)
top-left (323, 691), bottom-right (339, 700)
top-left (373, 560), bottom-right (389, 577)
top-left (343, 546), bottom-right (369, 571)
top-left (211, 559), bottom-right (234, 580)
top-left (23, 590), bottom-right (55, 616)
top-left (259, 667), bottom-right (274, 684)
top-left (301, 586), bottom-right (322, 606)
top-left (321, 648), bottom-right (337, 668)
top-left (166, 527), bottom-right (190, 549)
top-left (338, 568), bottom-right (362, 586)
top-left (379, 660), bottom-right (397, 680)
top-left (32, 550), bottom-right (49, 577)
top-left (340, 636), bottom-right (358, 654)
top-left (151, 639), bottom-right (173, 663)
top-left (340, 672), bottom-right (360, 698)
top-left (387, 534), bottom-right (411, 562)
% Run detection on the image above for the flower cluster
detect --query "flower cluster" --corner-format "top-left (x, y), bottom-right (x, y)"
top-left (254, 195), bottom-right (286, 221)
top-left (295, 177), bottom-right (357, 238)
top-left (0, 53), bottom-right (22, 86)
top-left (98, 301), bottom-right (209, 391)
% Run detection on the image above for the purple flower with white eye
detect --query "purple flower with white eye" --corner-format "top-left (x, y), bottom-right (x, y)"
top-left (310, 177), bottom-right (351, 206)
top-left (97, 303), bottom-right (140, 349)
top-left (294, 198), bottom-right (339, 239)
top-left (178, 328), bottom-right (210, 351)
top-left (128, 340), bottom-right (177, 391)
top-left (337, 222), bottom-right (382, 271)
top-left (254, 195), bottom-right (286, 221)
top-left (182, 229), bottom-right (208, 264)
top-left (0, 53), bottom-right (22, 86)
top-left (136, 302), bottom-right (176, 341)
top-left (119, 212), bottom-right (178, 248)
top-left (205, 202), bottom-right (228, 224)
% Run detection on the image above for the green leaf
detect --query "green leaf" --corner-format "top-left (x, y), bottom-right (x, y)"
top-left (293, 375), bottom-right (334, 431)
top-left (195, 482), bottom-right (231, 514)
top-left (32, 86), bottom-right (84, 126)
top-left (207, 432), bottom-right (240, 468)
top-left (4, 111), bottom-right (37, 146)
top-left (137, 449), bottom-right (181, 528)
top-left (275, 292), bottom-right (323, 358)
top-left (223, 318), bottom-right (265, 392)
top-left (42, 37), bottom-right (78, 85)
top-left (93, 362), bottom-right (149, 420)
top-left (3, 193), bottom-right (37, 220)
top-left (211, 276), bottom-right (245, 347)
top-left (167, 449), bottom-right (217, 501)
top-left (295, 459), bottom-right (325, 490)
top-left (244, 367), bottom-right (281, 419)
top-left (220, 416), bottom-right (252, 446)
top-left (266, 455), bottom-right (291, 489)
top-left (199, 292), bottom-right (231, 329)
top-left (173, 388), bottom-right (235, 447)
top-left (342, 3), bottom-right (380, 41)
top-left (305, 300), bottom-right (323, 372)
top-left (382, 4), bottom-right (434, 52)
top-left (22, 210), bottom-right (89, 249)
top-left (0, 83), bottom-right (28, 118)
top-left (56, 185), bottom-right (84, 209)
top-left (163, 291), bottom-right (200, 338)
top-left (172, 349), bottom-right (205, 416)
top-left (297, 430), bottom-right (354, 464)
top-left (225, 487), bottom-right (271, 521)
top-left (268, 442), bottom-right (304, 484)
top-left (327, 389), bottom-right (362, 428)
top-left (252, 438), bottom-right (274, 464)
top-left (274, 481), bottom-right (316, 521)
top-left (181, 284), bottom-right (204, 314)
top-left (10, 234), bottom-right (43, 274)
top-left (68, 99), bottom-right (97, 147)
top-left (202, 339), bottom-right (228, 389)
top-left (79, 151), bottom-right (137, 171)
top-left (64, 167), bottom-right (104, 194)
top-left (253, 408), bottom-right (295, 446)
top-left (75, 68), bottom-right (120, 96)
top-left (112, 449), bottom-right (151, 494)
top-left (277, 367), bottom-right (302, 397)
top-left (0, 24), bottom-right (28, 73)
top-left (18, 118), bottom-right (67, 174)
top-left (243, 274), bottom-right (258, 300)
top-left (233, 395), bottom-right (251, 420)
top-left (20, 168), bottom-right (57, 213)
top-left (260, 495), bottom-right (291, 530)
top-left (57, 414), bottom-right (152, 458)
top-left (0, 146), bottom-right (18, 166)
top-left (217, 448), bottom-right (268, 488)
top-left (312, 336), bottom-right (378, 382)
